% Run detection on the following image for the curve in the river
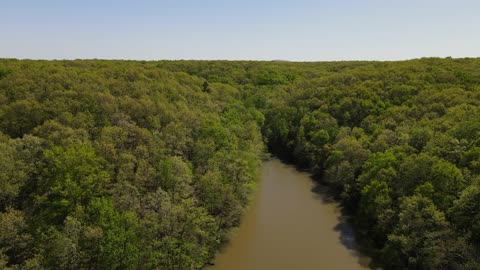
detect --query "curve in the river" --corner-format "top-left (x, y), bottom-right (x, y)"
top-left (206, 159), bottom-right (372, 270)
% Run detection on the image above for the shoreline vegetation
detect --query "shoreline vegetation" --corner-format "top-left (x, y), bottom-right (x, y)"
top-left (1, 58), bottom-right (480, 269)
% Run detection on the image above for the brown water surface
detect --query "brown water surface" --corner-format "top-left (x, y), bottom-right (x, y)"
top-left (206, 159), bottom-right (371, 270)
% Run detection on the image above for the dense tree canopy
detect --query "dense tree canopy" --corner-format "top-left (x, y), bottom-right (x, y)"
top-left (1, 58), bottom-right (480, 269)
top-left (0, 59), bottom-right (262, 269)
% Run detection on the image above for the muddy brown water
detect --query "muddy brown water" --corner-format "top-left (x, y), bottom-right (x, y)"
top-left (206, 159), bottom-right (372, 270)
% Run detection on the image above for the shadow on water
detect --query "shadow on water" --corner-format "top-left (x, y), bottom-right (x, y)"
top-left (273, 156), bottom-right (379, 268)
top-left (310, 179), bottom-right (377, 269)
top-left (310, 182), bottom-right (337, 204)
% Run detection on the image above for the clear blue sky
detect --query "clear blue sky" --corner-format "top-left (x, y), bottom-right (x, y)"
top-left (1, 0), bottom-right (479, 61)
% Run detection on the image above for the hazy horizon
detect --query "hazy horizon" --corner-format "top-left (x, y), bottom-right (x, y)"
top-left (0, 57), bottom-right (471, 63)
top-left (2, 0), bottom-right (479, 61)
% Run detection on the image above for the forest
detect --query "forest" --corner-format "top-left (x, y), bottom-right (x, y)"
top-left (1, 58), bottom-right (480, 269)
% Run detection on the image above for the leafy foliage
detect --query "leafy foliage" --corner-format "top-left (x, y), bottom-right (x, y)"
top-left (2, 58), bottom-right (480, 269)
top-left (0, 59), bottom-right (262, 269)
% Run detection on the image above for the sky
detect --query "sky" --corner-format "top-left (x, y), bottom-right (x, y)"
top-left (1, 0), bottom-right (479, 61)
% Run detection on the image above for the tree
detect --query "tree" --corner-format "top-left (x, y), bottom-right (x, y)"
top-left (398, 154), bottom-right (464, 211)
top-left (158, 156), bottom-right (193, 201)
top-left (36, 145), bottom-right (110, 225)
top-left (449, 184), bottom-right (480, 242)
top-left (325, 136), bottom-right (370, 195)
top-left (87, 198), bottom-right (140, 270)
top-left (0, 142), bottom-right (28, 209)
top-left (383, 195), bottom-right (461, 270)
top-left (0, 209), bottom-right (35, 267)
top-left (202, 81), bottom-right (210, 92)
top-left (358, 180), bottom-right (394, 245)
top-left (42, 217), bottom-right (86, 269)
top-left (0, 99), bottom-right (48, 138)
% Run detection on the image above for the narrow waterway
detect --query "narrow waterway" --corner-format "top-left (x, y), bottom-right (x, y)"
top-left (206, 159), bottom-right (372, 270)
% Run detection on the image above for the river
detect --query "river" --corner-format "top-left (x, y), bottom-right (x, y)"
top-left (206, 159), bottom-right (372, 270)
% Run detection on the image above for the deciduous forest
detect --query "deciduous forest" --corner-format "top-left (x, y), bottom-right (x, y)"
top-left (1, 58), bottom-right (480, 269)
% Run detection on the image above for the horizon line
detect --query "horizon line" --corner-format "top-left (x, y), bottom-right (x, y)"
top-left (1, 56), bottom-right (477, 63)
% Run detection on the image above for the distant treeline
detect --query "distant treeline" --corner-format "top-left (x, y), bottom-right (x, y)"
top-left (1, 58), bottom-right (480, 269)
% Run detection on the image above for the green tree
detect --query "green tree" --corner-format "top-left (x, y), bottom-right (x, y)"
top-left (0, 209), bottom-right (35, 268)
top-left (449, 184), bottom-right (480, 242)
top-left (87, 198), bottom-right (140, 270)
top-left (36, 145), bottom-right (110, 224)
top-left (383, 195), bottom-right (461, 269)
